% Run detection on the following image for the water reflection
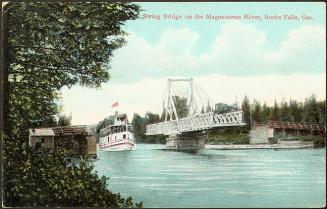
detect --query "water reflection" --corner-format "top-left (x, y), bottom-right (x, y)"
top-left (159, 148), bottom-right (200, 154)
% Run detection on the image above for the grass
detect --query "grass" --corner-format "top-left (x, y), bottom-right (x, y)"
top-left (204, 127), bottom-right (250, 145)
top-left (207, 134), bottom-right (250, 145)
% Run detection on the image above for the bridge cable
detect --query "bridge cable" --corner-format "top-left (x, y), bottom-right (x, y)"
top-left (157, 82), bottom-right (168, 119)
top-left (194, 80), bottom-right (215, 110)
top-left (194, 84), bottom-right (206, 114)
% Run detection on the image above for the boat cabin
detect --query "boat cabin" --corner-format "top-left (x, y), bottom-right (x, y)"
top-left (99, 114), bottom-right (133, 136)
top-left (115, 114), bottom-right (128, 126)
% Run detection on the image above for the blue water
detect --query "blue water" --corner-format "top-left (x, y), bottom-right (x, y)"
top-left (94, 144), bottom-right (326, 208)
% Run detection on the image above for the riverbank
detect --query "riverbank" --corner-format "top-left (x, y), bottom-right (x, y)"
top-left (205, 140), bottom-right (315, 150)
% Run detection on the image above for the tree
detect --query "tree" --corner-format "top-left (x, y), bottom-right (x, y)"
top-left (252, 100), bottom-right (261, 122)
top-left (39, 116), bottom-right (58, 127)
top-left (289, 100), bottom-right (302, 122)
top-left (280, 100), bottom-right (291, 121)
top-left (302, 94), bottom-right (320, 124)
top-left (96, 115), bottom-right (115, 134)
top-left (241, 96), bottom-right (251, 129)
top-left (5, 2), bottom-right (140, 134)
top-left (57, 114), bottom-right (72, 126)
top-left (261, 102), bottom-right (271, 123)
top-left (317, 100), bottom-right (326, 126)
top-left (172, 96), bottom-right (188, 119)
top-left (270, 100), bottom-right (280, 121)
top-left (132, 112), bottom-right (165, 144)
top-left (214, 103), bottom-right (233, 114)
top-left (145, 112), bottom-right (160, 124)
top-left (3, 2), bottom-right (142, 207)
top-left (132, 113), bottom-right (146, 142)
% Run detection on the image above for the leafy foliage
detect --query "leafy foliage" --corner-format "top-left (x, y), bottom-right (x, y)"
top-left (3, 137), bottom-right (143, 207)
top-left (3, 2), bottom-right (142, 207)
top-left (131, 113), bottom-right (146, 142)
top-left (95, 115), bottom-right (116, 134)
top-left (173, 96), bottom-right (188, 119)
top-left (130, 112), bottom-right (165, 144)
top-left (57, 114), bottom-right (72, 126)
top-left (5, 2), bottom-right (140, 133)
top-left (207, 127), bottom-right (250, 145)
top-left (214, 102), bottom-right (238, 114)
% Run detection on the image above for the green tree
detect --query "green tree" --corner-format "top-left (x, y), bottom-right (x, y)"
top-left (302, 94), bottom-right (320, 124)
top-left (280, 100), bottom-right (291, 121)
top-left (4, 2), bottom-right (140, 135)
top-left (172, 96), bottom-right (188, 119)
top-left (57, 114), bottom-right (72, 126)
top-left (252, 100), bottom-right (261, 122)
top-left (39, 116), bottom-right (58, 127)
top-left (317, 100), bottom-right (326, 126)
top-left (261, 103), bottom-right (271, 123)
top-left (145, 112), bottom-right (160, 124)
top-left (132, 113), bottom-right (146, 142)
top-left (3, 2), bottom-right (142, 207)
top-left (289, 100), bottom-right (302, 122)
top-left (132, 112), bottom-right (166, 144)
top-left (214, 103), bottom-right (233, 114)
top-left (241, 96), bottom-right (251, 129)
top-left (96, 115), bottom-right (115, 134)
top-left (270, 100), bottom-right (280, 121)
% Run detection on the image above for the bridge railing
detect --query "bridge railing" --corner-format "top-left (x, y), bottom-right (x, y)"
top-left (146, 110), bottom-right (246, 135)
top-left (253, 120), bottom-right (325, 132)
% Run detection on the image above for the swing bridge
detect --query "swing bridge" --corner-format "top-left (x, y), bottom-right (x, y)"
top-left (145, 78), bottom-right (246, 136)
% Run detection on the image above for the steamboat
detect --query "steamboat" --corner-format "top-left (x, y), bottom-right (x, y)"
top-left (99, 113), bottom-right (135, 151)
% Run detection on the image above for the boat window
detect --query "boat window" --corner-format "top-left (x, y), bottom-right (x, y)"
top-left (123, 134), bottom-right (126, 139)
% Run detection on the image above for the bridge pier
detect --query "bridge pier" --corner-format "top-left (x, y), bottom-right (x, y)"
top-left (166, 131), bottom-right (206, 150)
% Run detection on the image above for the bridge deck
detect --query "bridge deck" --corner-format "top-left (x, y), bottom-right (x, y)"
top-left (146, 110), bottom-right (245, 135)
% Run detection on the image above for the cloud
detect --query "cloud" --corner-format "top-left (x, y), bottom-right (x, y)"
top-left (156, 27), bottom-right (199, 54)
top-left (110, 22), bottom-right (325, 82)
top-left (60, 22), bottom-right (326, 125)
top-left (61, 73), bottom-right (326, 125)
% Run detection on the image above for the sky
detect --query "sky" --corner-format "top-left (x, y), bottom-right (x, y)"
top-left (60, 2), bottom-right (326, 125)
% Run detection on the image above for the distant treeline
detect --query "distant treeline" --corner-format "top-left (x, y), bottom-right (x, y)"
top-left (241, 94), bottom-right (326, 129)
top-left (96, 94), bottom-right (326, 143)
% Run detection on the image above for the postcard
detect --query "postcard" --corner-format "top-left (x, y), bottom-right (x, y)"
top-left (1, 1), bottom-right (325, 208)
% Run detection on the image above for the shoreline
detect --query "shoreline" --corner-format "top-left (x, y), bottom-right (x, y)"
top-left (205, 141), bottom-right (315, 150)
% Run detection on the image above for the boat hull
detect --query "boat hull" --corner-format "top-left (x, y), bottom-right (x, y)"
top-left (99, 140), bottom-right (135, 151)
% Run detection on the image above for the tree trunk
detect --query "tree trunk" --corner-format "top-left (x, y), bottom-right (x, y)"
top-left (1, 4), bottom-right (9, 137)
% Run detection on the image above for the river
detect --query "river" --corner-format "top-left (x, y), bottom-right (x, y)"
top-left (93, 144), bottom-right (326, 208)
